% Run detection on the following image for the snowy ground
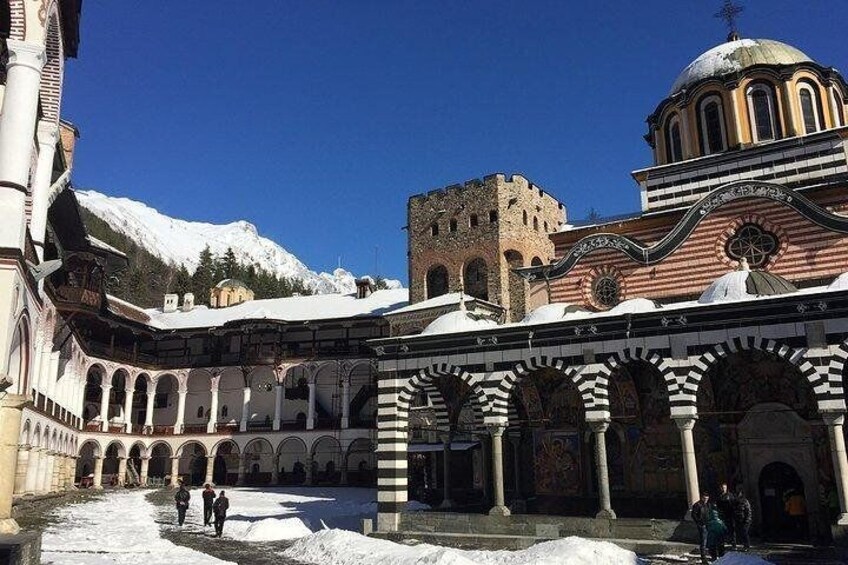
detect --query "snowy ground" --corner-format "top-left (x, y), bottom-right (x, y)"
top-left (36, 487), bottom-right (775, 565)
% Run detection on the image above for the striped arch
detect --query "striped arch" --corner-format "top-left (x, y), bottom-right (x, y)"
top-left (826, 341), bottom-right (848, 403)
top-left (685, 336), bottom-right (832, 409)
top-left (7, 0), bottom-right (24, 40)
top-left (493, 356), bottom-right (594, 419)
top-left (397, 371), bottom-right (450, 432)
top-left (39, 2), bottom-right (64, 125)
top-left (424, 363), bottom-right (493, 422)
top-left (596, 347), bottom-right (679, 411)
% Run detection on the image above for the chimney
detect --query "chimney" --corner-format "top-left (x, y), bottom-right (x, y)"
top-left (355, 277), bottom-right (376, 299)
top-left (163, 293), bottom-right (178, 313)
top-left (182, 292), bottom-right (195, 312)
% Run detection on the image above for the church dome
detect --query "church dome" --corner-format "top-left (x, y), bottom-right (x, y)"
top-left (670, 38), bottom-right (813, 95)
top-left (421, 310), bottom-right (498, 336)
top-left (216, 278), bottom-right (249, 289)
top-left (521, 303), bottom-right (589, 324)
top-left (609, 298), bottom-right (662, 315)
top-left (699, 261), bottom-right (797, 304)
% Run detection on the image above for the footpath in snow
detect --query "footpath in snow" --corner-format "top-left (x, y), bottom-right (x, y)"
top-left (41, 490), bottom-right (235, 565)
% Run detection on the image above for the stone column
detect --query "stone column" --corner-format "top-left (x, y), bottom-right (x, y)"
top-left (273, 384), bottom-right (283, 431)
top-left (13, 445), bottom-right (30, 495)
top-left (144, 381), bottom-right (156, 432)
top-left (824, 412), bottom-right (848, 525)
top-left (30, 120), bottom-right (59, 259)
top-left (175, 386), bottom-right (187, 435)
top-left (208, 379), bottom-right (219, 434)
top-left (117, 457), bottom-right (127, 487)
top-left (305, 456), bottom-right (314, 486)
top-left (239, 386), bottom-right (251, 432)
top-left (140, 456), bottom-right (150, 486)
top-left (92, 456), bottom-right (104, 489)
top-left (590, 420), bottom-right (616, 519)
top-left (123, 386), bottom-right (135, 433)
top-left (36, 450), bottom-right (49, 494)
top-left (674, 416), bottom-right (700, 508)
top-left (340, 457), bottom-right (348, 486)
top-left (487, 424), bottom-right (510, 516)
top-left (780, 79), bottom-right (799, 137)
top-left (271, 455), bottom-right (280, 485)
top-left (439, 433), bottom-right (454, 509)
top-left (205, 455), bottom-right (215, 485)
top-left (307, 380), bottom-right (316, 430)
top-left (0, 40), bottom-right (45, 250)
top-left (24, 447), bottom-right (42, 495)
top-left (100, 384), bottom-right (112, 432)
top-left (341, 378), bottom-right (351, 429)
top-left (236, 455), bottom-right (246, 486)
top-left (169, 457), bottom-right (180, 488)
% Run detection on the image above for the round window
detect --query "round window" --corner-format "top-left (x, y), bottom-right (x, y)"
top-left (592, 275), bottom-right (620, 308)
top-left (725, 223), bottom-right (778, 268)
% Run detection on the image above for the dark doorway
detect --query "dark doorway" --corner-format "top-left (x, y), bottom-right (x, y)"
top-left (189, 457), bottom-right (206, 486)
top-left (213, 455), bottom-right (229, 485)
top-left (758, 461), bottom-right (807, 541)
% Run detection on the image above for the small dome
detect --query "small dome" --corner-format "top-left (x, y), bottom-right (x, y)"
top-left (215, 278), bottom-right (249, 289)
top-left (609, 298), bottom-right (662, 315)
top-left (421, 310), bottom-right (498, 336)
top-left (699, 265), bottom-right (797, 304)
top-left (521, 303), bottom-right (589, 324)
top-left (671, 38), bottom-right (813, 95)
top-left (828, 272), bottom-right (848, 291)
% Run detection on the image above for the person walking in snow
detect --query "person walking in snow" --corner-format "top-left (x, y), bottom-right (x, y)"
top-left (706, 504), bottom-right (727, 560)
top-left (691, 491), bottom-right (711, 564)
top-left (716, 482), bottom-right (736, 549)
top-left (202, 483), bottom-right (216, 526)
top-left (174, 482), bottom-right (191, 526)
top-left (213, 490), bottom-right (229, 538)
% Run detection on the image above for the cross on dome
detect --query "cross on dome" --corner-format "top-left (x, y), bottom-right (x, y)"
top-left (714, 0), bottom-right (744, 41)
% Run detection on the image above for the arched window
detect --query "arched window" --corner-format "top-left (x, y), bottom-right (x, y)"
top-left (449, 218), bottom-right (457, 232)
top-left (426, 264), bottom-right (449, 299)
top-left (197, 406), bottom-right (204, 419)
top-left (6, 319), bottom-right (29, 394)
top-left (665, 114), bottom-right (683, 163)
top-left (430, 222), bottom-right (439, 237)
top-left (798, 82), bottom-right (822, 134)
top-left (488, 210), bottom-right (498, 223)
top-left (746, 83), bottom-right (780, 142)
top-left (463, 258), bottom-right (488, 301)
top-left (522, 210), bottom-right (528, 225)
top-left (533, 217), bottom-right (538, 231)
top-left (699, 94), bottom-right (728, 155)
top-left (221, 405), bottom-right (228, 418)
top-left (834, 91), bottom-right (846, 127)
top-left (469, 214), bottom-right (478, 228)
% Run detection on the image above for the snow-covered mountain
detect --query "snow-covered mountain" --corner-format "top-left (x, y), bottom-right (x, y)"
top-left (76, 189), bottom-right (402, 295)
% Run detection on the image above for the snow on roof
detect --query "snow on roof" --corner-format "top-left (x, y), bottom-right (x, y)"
top-left (671, 38), bottom-right (812, 95)
top-left (421, 310), bottom-right (499, 336)
top-left (215, 278), bottom-right (249, 289)
top-left (521, 303), bottom-right (590, 324)
top-left (87, 235), bottom-right (127, 258)
top-left (698, 269), bottom-right (796, 304)
top-left (609, 298), bottom-right (662, 315)
top-left (141, 288), bottom-right (409, 329)
top-left (829, 272), bottom-right (848, 291)
top-left (386, 292), bottom-right (498, 315)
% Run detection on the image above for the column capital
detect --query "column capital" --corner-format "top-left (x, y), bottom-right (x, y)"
top-left (588, 420), bottom-right (610, 434)
top-left (18, 444), bottom-right (31, 451)
top-left (486, 423), bottom-right (507, 437)
top-left (36, 120), bottom-right (59, 148)
top-left (5, 40), bottom-right (46, 72)
top-left (439, 432), bottom-right (453, 444)
top-left (672, 415), bottom-right (698, 431)
top-left (823, 411), bottom-right (846, 427)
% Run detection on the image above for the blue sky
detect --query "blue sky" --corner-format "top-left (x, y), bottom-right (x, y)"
top-left (63, 1), bottom-right (848, 284)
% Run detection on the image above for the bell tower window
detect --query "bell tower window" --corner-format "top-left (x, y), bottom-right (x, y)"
top-left (747, 84), bottom-right (780, 142)
top-left (798, 83), bottom-right (822, 134)
top-left (834, 91), bottom-right (845, 127)
top-left (699, 95), bottom-right (728, 155)
top-left (665, 115), bottom-right (683, 163)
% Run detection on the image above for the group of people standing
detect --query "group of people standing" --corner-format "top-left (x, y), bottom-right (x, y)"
top-left (691, 483), bottom-right (752, 563)
top-left (174, 481), bottom-right (230, 537)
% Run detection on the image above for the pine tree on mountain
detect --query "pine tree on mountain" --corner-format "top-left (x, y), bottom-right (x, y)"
top-left (174, 265), bottom-right (192, 296)
top-left (192, 246), bottom-right (216, 305)
top-left (222, 247), bottom-right (238, 279)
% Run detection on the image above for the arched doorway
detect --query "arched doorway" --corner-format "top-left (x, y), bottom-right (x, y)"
top-left (759, 461), bottom-right (807, 541)
top-left (278, 437), bottom-right (307, 485)
top-left (426, 264), bottom-right (449, 299)
top-left (463, 258), bottom-right (488, 301)
top-left (213, 441), bottom-right (239, 485)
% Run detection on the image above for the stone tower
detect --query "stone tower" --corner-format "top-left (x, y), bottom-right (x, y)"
top-left (407, 173), bottom-right (566, 322)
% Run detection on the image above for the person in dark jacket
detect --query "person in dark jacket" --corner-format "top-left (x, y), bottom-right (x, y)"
top-left (691, 491), bottom-right (711, 564)
top-left (733, 491), bottom-right (752, 551)
top-left (202, 484), bottom-right (216, 526)
top-left (212, 490), bottom-right (229, 538)
top-left (716, 482), bottom-right (736, 549)
top-left (174, 482), bottom-right (191, 526)
top-left (706, 505), bottom-right (727, 560)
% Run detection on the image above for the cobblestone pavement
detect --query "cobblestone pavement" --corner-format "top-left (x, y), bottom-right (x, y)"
top-left (14, 489), bottom-right (103, 533)
top-left (146, 489), bottom-right (306, 565)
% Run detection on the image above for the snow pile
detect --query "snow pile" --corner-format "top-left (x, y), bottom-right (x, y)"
top-left (225, 516), bottom-right (313, 541)
top-left (77, 189), bottom-right (401, 295)
top-left (609, 298), bottom-right (661, 315)
top-left (41, 490), bottom-right (235, 565)
top-left (282, 529), bottom-right (643, 565)
top-left (714, 552), bottom-right (774, 565)
top-left (828, 272), bottom-right (848, 291)
top-left (421, 310), bottom-right (499, 335)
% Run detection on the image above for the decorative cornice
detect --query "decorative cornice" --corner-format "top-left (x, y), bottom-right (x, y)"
top-left (515, 181), bottom-right (848, 282)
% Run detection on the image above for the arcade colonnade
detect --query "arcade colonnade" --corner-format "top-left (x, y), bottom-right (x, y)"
top-left (13, 410), bottom-right (80, 496)
top-left (375, 333), bottom-right (848, 532)
top-left (73, 432), bottom-right (375, 490)
top-left (81, 357), bottom-right (375, 435)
